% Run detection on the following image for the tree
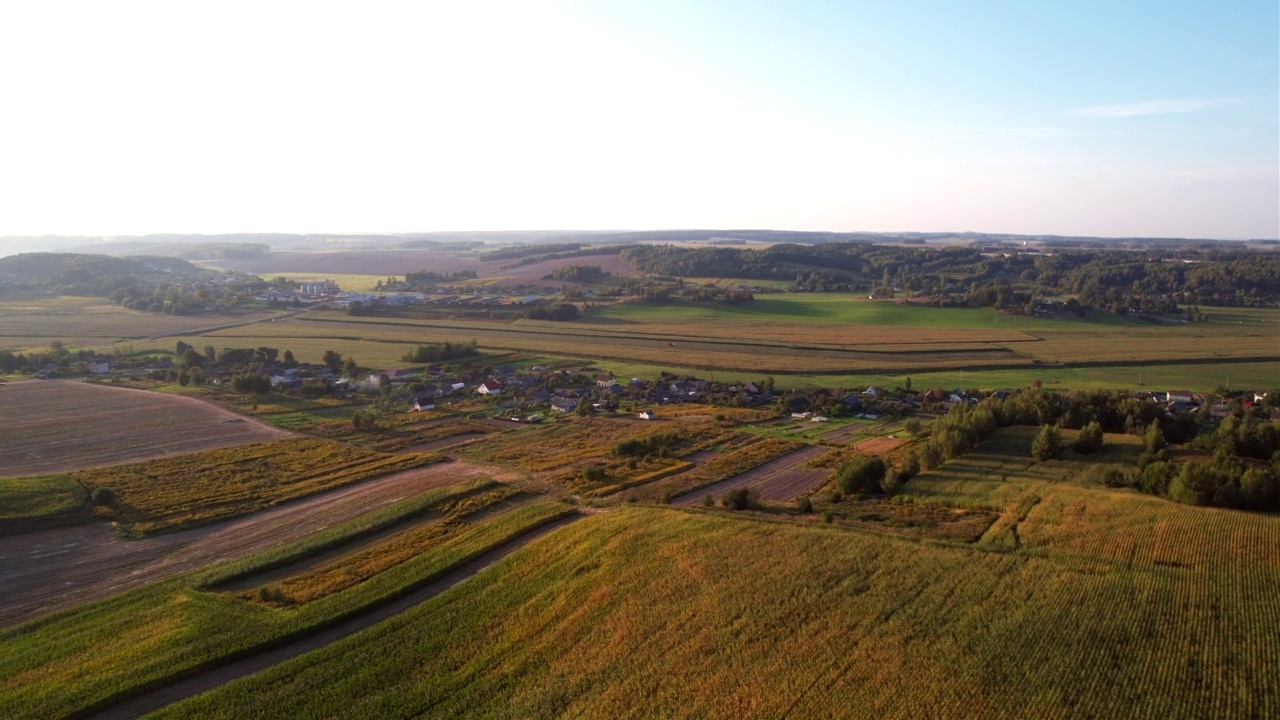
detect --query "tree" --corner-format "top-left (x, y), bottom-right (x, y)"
top-left (180, 348), bottom-right (203, 369)
top-left (323, 350), bottom-right (342, 373)
top-left (378, 373), bottom-right (392, 399)
top-left (1074, 421), bottom-right (1104, 454)
top-left (282, 349), bottom-right (297, 368)
top-left (204, 345), bottom-right (217, 364)
top-left (721, 487), bottom-right (758, 510)
top-left (343, 357), bottom-right (358, 378)
top-left (1031, 423), bottom-right (1062, 461)
top-left (1139, 421), bottom-right (1170, 468)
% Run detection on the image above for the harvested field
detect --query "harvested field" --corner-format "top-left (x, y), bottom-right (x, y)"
top-left (854, 435), bottom-right (911, 455)
top-left (0, 381), bottom-right (290, 477)
top-left (684, 450), bottom-right (720, 464)
top-left (673, 445), bottom-right (828, 505)
top-left (0, 459), bottom-right (522, 628)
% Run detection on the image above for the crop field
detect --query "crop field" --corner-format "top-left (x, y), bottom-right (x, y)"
top-left (0, 492), bottom-right (577, 720)
top-left (456, 416), bottom-right (731, 491)
top-left (147, 499), bottom-right (1280, 719)
top-left (207, 248), bottom-right (634, 284)
top-left (625, 436), bottom-right (806, 502)
top-left (220, 484), bottom-right (528, 606)
top-left (0, 381), bottom-right (291, 477)
top-left (70, 437), bottom-right (441, 535)
top-left (673, 445), bottom-right (828, 505)
top-left (0, 296), bottom-right (273, 352)
top-left (0, 474), bottom-right (86, 523)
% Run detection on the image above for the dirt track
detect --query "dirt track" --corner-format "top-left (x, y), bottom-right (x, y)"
top-left (0, 460), bottom-right (523, 629)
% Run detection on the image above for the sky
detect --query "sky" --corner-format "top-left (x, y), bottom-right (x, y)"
top-left (0, 0), bottom-right (1275, 239)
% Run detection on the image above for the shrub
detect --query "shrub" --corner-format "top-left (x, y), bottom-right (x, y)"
top-left (91, 487), bottom-right (116, 507)
top-left (796, 496), bottom-right (813, 513)
top-left (582, 465), bottom-right (607, 482)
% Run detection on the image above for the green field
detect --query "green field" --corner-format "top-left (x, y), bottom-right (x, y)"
top-left (0, 475), bottom-right (86, 522)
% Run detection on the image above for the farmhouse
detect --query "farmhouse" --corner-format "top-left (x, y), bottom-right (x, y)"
top-left (595, 374), bottom-right (617, 388)
top-left (477, 379), bottom-right (504, 395)
top-left (86, 358), bottom-right (113, 374)
top-left (410, 393), bottom-right (436, 412)
top-left (638, 410), bottom-right (656, 420)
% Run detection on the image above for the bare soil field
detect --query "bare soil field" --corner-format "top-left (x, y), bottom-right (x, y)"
top-left (209, 249), bottom-right (635, 284)
top-left (673, 445), bottom-right (828, 505)
top-left (0, 459), bottom-right (523, 628)
top-left (853, 435), bottom-right (911, 455)
top-left (0, 381), bottom-right (291, 477)
top-left (483, 253), bottom-right (635, 284)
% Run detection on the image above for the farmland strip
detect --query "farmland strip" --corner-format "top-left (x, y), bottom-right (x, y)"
top-left (85, 514), bottom-right (583, 720)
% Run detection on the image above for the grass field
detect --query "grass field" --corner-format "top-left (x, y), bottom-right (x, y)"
top-left (147, 484), bottom-right (1280, 719)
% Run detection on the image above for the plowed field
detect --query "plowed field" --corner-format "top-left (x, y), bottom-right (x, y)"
top-left (0, 381), bottom-right (290, 477)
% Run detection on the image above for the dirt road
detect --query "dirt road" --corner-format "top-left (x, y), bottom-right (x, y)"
top-left (0, 460), bottom-right (523, 629)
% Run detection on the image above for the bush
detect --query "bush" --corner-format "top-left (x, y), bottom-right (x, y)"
top-left (796, 496), bottom-right (813, 513)
top-left (582, 465), bottom-right (607, 482)
top-left (721, 487), bottom-right (757, 510)
top-left (91, 487), bottom-right (117, 507)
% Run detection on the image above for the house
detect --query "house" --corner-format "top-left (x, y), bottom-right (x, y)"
top-left (410, 393), bottom-right (436, 412)
top-left (595, 374), bottom-right (617, 388)
top-left (86, 358), bottom-right (113, 374)
top-left (550, 397), bottom-right (579, 413)
top-left (477, 379), bottom-right (504, 395)
top-left (786, 396), bottom-right (812, 414)
top-left (638, 410), bottom-right (657, 420)
top-left (1167, 390), bottom-right (1197, 404)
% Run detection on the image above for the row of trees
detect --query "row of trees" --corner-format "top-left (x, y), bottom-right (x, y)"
top-left (401, 340), bottom-right (479, 363)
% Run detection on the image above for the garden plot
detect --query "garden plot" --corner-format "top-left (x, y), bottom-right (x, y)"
top-left (673, 445), bottom-right (828, 505)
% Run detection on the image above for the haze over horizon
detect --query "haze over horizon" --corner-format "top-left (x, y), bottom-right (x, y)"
top-left (1, 1), bottom-right (1275, 240)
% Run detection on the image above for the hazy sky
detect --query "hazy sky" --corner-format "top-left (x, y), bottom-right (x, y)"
top-left (1, 1), bottom-right (1276, 238)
